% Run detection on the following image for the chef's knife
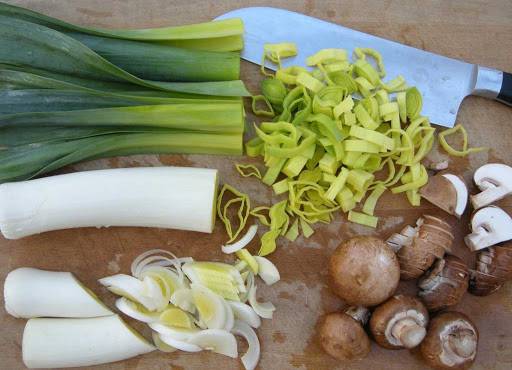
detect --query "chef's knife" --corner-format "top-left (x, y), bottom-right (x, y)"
top-left (215, 7), bottom-right (511, 128)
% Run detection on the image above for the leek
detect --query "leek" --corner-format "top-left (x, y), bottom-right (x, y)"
top-left (0, 2), bottom-right (244, 52)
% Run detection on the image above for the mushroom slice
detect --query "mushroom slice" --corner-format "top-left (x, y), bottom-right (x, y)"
top-left (469, 241), bottom-right (512, 296)
top-left (420, 173), bottom-right (468, 218)
top-left (418, 255), bottom-right (469, 312)
top-left (420, 311), bottom-right (478, 369)
top-left (471, 163), bottom-right (512, 210)
top-left (464, 206), bottom-right (512, 251)
top-left (319, 307), bottom-right (371, 361)
top-left (388, 216), bottom-right (453, 280)
top-left (370, 295), bottom-right (429, 349)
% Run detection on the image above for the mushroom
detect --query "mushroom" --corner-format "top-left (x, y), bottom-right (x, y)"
top-left (420, 311), bottom-right (478, 370)
top-left (319, 306), bottom-right (371, 361)
top-left (469, 241), bottom-right (512, 296)
top-left (329, 236), bottom-right (400, 306)
top-left (387, 215), bottom-right (454, 280)
top-left (418, 255), bottom-right (469, 312)
top-left (420, 173), bottom-right (468, 218)
top-left (369, 295), bottom-right (429, 349)
top-left (464, 206), bottom-right (512, 251)
top-left (471, 163), bottom-right (512, 210)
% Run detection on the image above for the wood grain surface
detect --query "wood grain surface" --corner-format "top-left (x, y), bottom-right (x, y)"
top-left (1, 1), bottom-right (512, 369)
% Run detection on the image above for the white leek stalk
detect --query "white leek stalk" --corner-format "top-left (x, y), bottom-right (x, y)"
top-left (0, 166), bottom-right (218, 239)
top-left (22, 315), bottom-right (155, 368)
top-left (4, 267), bottom-right (112, 318)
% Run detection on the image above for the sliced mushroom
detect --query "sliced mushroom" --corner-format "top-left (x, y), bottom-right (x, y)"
top-left (319, 306), bottom-right (371, 361)
top-left (471, 163), bottom-right (512, 210)
top-left (420, 311), bottom-right (478, 369)
top-left (464, 206), bottom-right (512, 252)
top-left (420, 173), bottom-right (468, 218)
top-left (418, 255), bottom-right (469, 312)
top-left (370, 295), bottom-right (429, 349)
top-left (329, 236), bottom-right (400, 306)
top-left (469, 241), bottom-right (512, 296)
top-left (387, 215), bottom-right (454, 280)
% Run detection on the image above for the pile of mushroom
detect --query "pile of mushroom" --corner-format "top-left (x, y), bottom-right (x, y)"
top-left (387, 215), bottom-right (454, 280)
top-left (420, 312), bottom-right (479, 370)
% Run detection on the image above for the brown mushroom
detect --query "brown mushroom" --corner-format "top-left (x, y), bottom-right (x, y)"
top-left (420, 173), bottom-right (468, 218)
top-left (420, 311), bottom-right (478, 369)
top-left (418, 255), bottom-right (469, 312)
top-left (369, 295), bottom-right (429, 349)
top-left (469, 241), bottom-right (512, 296)
top-left (387, 215), bottom-right (454, 280)
top-left (319, 306), bottom-right (371, 361)
top-left (329, 236), bottom-right (400, 306)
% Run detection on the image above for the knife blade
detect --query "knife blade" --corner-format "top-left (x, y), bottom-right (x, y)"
top-left (215, 7), bottom-right (511, 128)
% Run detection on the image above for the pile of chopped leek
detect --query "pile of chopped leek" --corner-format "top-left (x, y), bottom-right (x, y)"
top-left (100, 249), bottom-right (280, 370)
top-left (0, 2), bottom-right (248, 183)
top-left (244, 44), bottom-right (436, 246)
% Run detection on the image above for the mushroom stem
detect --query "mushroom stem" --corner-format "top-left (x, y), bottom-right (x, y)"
top-left (344, 306), bottom-right (370, 325)
top-left (447, 330), bottom-right (477, 359)
top-left (391, 318), bottom-right (427, 348)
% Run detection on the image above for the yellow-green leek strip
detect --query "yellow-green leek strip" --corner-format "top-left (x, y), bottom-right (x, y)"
top-left (235, 164), bottom-right (262, 179)
top-left (284, 218), bottom-right (300, 241)
top-left (245, 137), bottom-right (264, 157)
top-left (272, 178), bottom-right (290, 195)
top-left (349, 126), bottom-right (395, 151)
top-left (354, 77), bottom-right (374, 97)
top-left (216, 184), bottom-right (251, 243)
top-left (261, 78), bottom-right (287, 106)
top-left (362, 184), bottom-right (387, 216)
top-left (381, 75), bottom-right (407, 92)
top-left (258, 200), bottom-right (289, 256)
top-left (235, 249), bottom-right (259, 274)
top-left (276, 66), bottom-right (308, 85)
top-left (438, 124), bottom-right (488, 157)
top-left (406, 87), bottom-right (423, 120)
top-left (299, 218), bottom-right (314, 238)
top-left (252, 95), bottom-right (275, 117)
top-left (250, 207), bottom-right (271, 227)
top-left (391, 164), bottom-right (428, 194)
top-left (354, 104), bottom-right (379, 130)
top-left (353, 47), bottom-right (386, 78)
top-left (344, 139), bottom-right (381, 154)
top-left (306, 48), bottom-right (348, 66)
top-left (325, 167), bottom-right (350, 201)
top-left (347, 169), bottom-right (375, 191)
top-left (353, 59), bottom-right (380, 86)
top-left (296, 73), bottom-right (324, 93)
top-left (348, 210), bottom-right (378, 228)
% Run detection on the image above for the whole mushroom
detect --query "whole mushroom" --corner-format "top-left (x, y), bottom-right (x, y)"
top-left (470, 163), bottom-right (512, 210)
top-left (329, 236), bottom-right (400, 306)
top-left (469, 241), bottom-right (512, 296)
top-left (418, 255), bottom-right (469, 312)
top-left (420, 311), bottom-right (478, 370)
top-left (319, 306), bottom-right (371, 361)
top-left (420, 173), bottom-right (468, 218)
top-left (370, 295), bottom-right (429, 349)
top-left (387, 215), bottom-right (454, 280)
top-left (464, 206), bottom-right (512, 252)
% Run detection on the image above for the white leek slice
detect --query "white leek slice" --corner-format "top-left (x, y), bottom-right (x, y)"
top-left (223, 299), bottom-right (235, 332)
top-left (22, 315), bottom-right (154, 368)
top-left (254, 256), bottom-right (281, 286)
top-left (115, 298), bottom-right (159, 323)
top-left (232, 320), bottom-right (261, 370)
top-left (0, 167), bottom-right (218, 239)
top-left (158, 334), bottom-right (202, 353)
top-left (152, 332), bottom-right (177, 353)
top-left (228, 302), bottom-right (261, 329)
top-left (131, 248), bottom-right (193, 278)
top-left (98, 274), bottom-right (157, 311)
top-left (248, 285), bottom-right (276, 319)
top-left (191, 284), bottom-right (227, 329)
top-left (148, 323), bottom-right (199, 341)
top-left (159, 307), bottom-right (195, 329)
top-left (4, 267), bottom-right (112, 319)
top-left (170, 288), bottom-right (196, 314)
top-left (143, 275), bottom-right (168, 312)
top-left (222, 224), bottom-right (259, 254)
top-left (188, 329), bottom-right (238, 358)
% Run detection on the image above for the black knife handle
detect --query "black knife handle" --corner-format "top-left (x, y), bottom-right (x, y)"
top-left (497, 71), bottom-right (512, 105)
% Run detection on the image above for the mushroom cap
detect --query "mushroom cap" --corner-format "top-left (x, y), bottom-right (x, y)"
top-left (469, 241), bottom-right (512, 296)
top-left (319, 312), bottom-right (371, 361)
top-left (370, 295), bottom-right (429, 349)
top-left (471, 163), bottom-right (512, 210)
top-left (418, 255), bottom-right (469, 312)
top-left (420, 174), bottom-right (467, 218)
top-left (396, 216), bottom-right (453, 280)
top-left (465, 206), bottom-right (512, 251)
top-left (420, 311), bottom-right (478, 369)
top-left (329, 236), bottom-right (400, 306)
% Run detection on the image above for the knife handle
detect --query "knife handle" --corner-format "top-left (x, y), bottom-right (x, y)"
top-left (497, 72), bottom-right (512, 106)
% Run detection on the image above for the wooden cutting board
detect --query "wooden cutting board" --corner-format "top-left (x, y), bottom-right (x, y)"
top-left (1, 1), bottom-right (512, 369)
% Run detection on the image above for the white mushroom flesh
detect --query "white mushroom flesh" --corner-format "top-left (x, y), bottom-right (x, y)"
top-left (471, 163), bottom-right (512, 210)
top-left (465, 206), bottom-right (512, 251)
top-left (439, 320), bottom-right (477, 367)
top-left (384, 310), bottom-right (428, 347)
top-left (442, 174), bottom-right (468, 217)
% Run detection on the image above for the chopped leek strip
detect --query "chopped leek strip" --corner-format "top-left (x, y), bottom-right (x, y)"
top-left (438, 124), bottom-right (488, 157)
top-left (306, 48), bottom-right (348, 66)
top-left (235, 164), bottom-right (262, 179)
top-left (299, 218), bottom-right (314, 238)
top-left (217, 184), bottom-right (251, 243)
top-left (236, 250), bottom-right (259, 274)
top-left (325, 168), bottom-right (350, 201)
top-left (348, 210), bottom-right (378, 228)
top-left (296, 73), bottom-right (324, 93)
top-left (354, 104), bottom-right (379, 130)
top-left (406, 87), bottom-right (422, 120)
top-left (252, 95), bottom-right (275, 117)
top-left (353, 47), bottom-right (386, 77)
top-left (284, 218), bottom-right (300, 241)
top-left (276, 66), bottom-right (308, 85)
top-left (381, 75), bottom-right (407, 92)
top-left (272, 178), bottom-right (290, 195)
top-left (349, 126), bottom-right (395, 151)
top-left (344, 139), bottom-right (381, 154)
top-left (362, 184), bottom-right (387, 216)
top-left (250, 207), bottom-right (271, 227)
